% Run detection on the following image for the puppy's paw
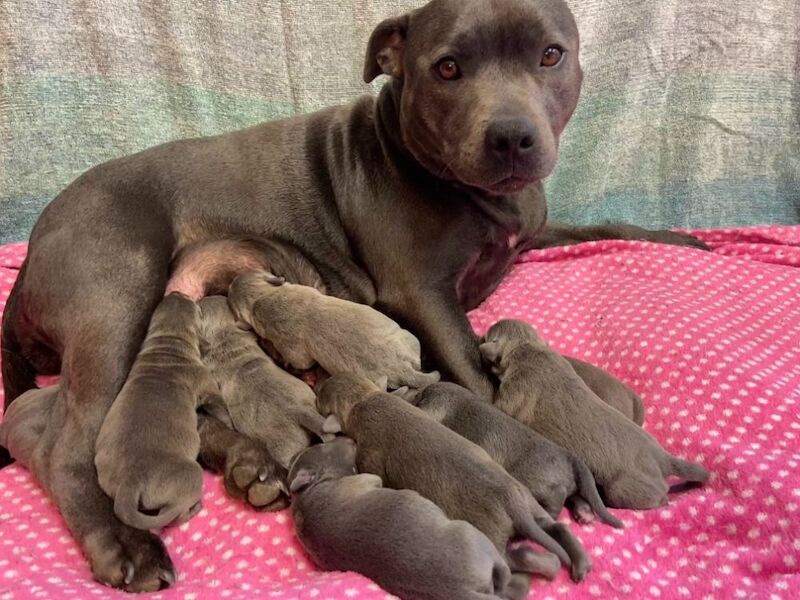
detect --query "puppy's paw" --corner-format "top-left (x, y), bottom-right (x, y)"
top-left (84, 526), bottom-right (176, 593)
top-left (224, 441), bottom-right (289, 511)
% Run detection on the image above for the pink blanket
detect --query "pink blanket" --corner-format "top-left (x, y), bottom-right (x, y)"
top-left (1, 226), bottom-right (798, 600)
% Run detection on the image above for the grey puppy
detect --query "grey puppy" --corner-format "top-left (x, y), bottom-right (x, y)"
top-left (414, 382), bottom-right (623, 528)
top-left (317, 373), bottom-right (591, 582)
top-left (228, 270), bottom-right (440, 389)
top-left (198, 295), bottom-right (328, 470)
top-left (289, 437), bottom-right (530, 600)
top-left (480, 320), bottom-right (710, 509)
top-left (95, 293), bottom-right (217, 530)
top-left (565, 357), bottom-right (645, 426)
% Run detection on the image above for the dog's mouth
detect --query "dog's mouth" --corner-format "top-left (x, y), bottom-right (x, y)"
top-left (483, 176), bottom-right (536, 196)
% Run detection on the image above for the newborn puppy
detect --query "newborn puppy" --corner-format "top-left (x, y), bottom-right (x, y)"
top-left (199, 295), bottom-right (327, 469)
top-left (414, 382), bottom-right (623, 528)
top-left (0, 385), bottom-right (58, 472)
top-left (565, 357), bottom-right (645, 426)
top-left (95, 293), bottom-right (216, 530)
top-left (481, 320), bottom-right (710, 509)
top-left (317, 374), bottom-right (590, 582)
top-left (227, 270), bottom-right (439, 389)
top-left (289, 437), bottom-right (530, 600)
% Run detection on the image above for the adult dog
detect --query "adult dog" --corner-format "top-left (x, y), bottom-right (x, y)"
top-left (1, 0), bottom-right (703, 591)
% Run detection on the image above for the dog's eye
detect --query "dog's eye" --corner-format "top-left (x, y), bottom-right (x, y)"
top-left (436, 58), bottom-right (461, 81)
top-left (541, 46), bottom-right (564, 67)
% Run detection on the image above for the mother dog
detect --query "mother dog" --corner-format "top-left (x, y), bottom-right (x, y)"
top-left (1, 0), bottom-right (703, 591)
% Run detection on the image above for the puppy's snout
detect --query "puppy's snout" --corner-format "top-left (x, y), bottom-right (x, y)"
top-left (486, 118), bottom-right (537, 161)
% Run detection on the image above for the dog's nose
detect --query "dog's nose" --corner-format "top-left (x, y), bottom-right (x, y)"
top-left (486, 118), bottom-right (537, 160)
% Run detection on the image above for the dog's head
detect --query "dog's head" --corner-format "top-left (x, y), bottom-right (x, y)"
top-left (364, 0), bottom-right (581, 196)
top-left (480, 318), bottom-right (546, 368)
top-left (287, 437), bottom-right (359, 494)
top-left (315, 373), bottom-right (383, 431)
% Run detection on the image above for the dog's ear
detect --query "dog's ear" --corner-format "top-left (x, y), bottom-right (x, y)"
top-left (363, 14), bottom-right (410, 83)
top-left (375, 376), bottom-right (389, 392)
top-left (264, 273), bottom-right (286, 286)
top-left (289, 469), bottom-right (317, 494)
top-left (322, 414), bottom-right (342, 434)
top-left (479, 341), bottom-right (502, 365)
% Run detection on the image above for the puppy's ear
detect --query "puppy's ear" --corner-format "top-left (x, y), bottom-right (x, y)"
top-left (199, 396), bottom-right (234, 428)
top-left (479, 342), bottom-right (502, 365)
top-left (363, 14), bottom-right (410, 83)
top-left (264, 274), bottom-right (286, 286)
top-left (322, 414), bottom-right (342, 434)
top-left (289, 470), bottom-right (317, 494)
top-left (234, 319), bottom-right (252, 331)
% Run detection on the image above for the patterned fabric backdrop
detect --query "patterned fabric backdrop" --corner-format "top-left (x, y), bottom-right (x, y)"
top-left (1, 0), bottom-right (798, 243)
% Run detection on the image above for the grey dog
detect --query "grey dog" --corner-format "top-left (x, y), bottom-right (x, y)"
top-left (227, 271), bottom-right (440, 389)
top-left (564, 358), bottom-right (645, 426)
top-left (94, 293), bottom-right (216, 530)
top-left (481, 320), bottom-right (710, 509)
top-left (414, 382), bottom-right (623, 528)
top-left (317, 373), bottom-right (591, 582)
top-left (1, 0), bottom-right (707, 588)
top-left (289, 437), bottom-right (532, 600)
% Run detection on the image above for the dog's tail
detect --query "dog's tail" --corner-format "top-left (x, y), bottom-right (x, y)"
top-left (573, 460), bottom-right (624, 529)
top-left (668, 457), bottom-right (710, 494)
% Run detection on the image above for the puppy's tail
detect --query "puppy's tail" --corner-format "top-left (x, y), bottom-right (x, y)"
top-left (511, 509), bottom-right (571, 568)
top-left (668, 457), bottom-right (709, 494)
top-left (573, 460), bottom-right (624, 529)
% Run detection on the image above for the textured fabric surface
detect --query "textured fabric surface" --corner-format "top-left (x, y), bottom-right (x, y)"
top-left (1, 0), bottom-right (798, 243)
top-left (1, 226), bottom-right (799, 599)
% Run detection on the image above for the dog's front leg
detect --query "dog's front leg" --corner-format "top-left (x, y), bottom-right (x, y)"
top-left (380, 290), bottom-right (493, 400)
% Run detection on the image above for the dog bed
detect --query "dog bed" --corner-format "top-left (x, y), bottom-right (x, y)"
top-left (0, 225), bottom-right (798, 600)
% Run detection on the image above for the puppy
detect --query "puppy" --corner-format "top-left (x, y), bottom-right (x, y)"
top-left (289, 437), bottom-right (533, 600)
top-left (414, 382), bottom-right (623, 528)
top-left (565, 357), bottom-right (645, 425)
top-left (317, 373), bottom-right (591, 582)
top-left (481, 320), bottom-right (710, 509)
top-left (95, 293), bottom-right (216, 530)
top-left (199, 295), bottom-right (327, 469)
top-left (0, 385), bottom-right (58, 472)
top-left (227, 271), bottom-right (439, 389)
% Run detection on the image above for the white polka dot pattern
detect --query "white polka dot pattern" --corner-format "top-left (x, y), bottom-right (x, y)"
top-left (0, 226), bottom-right (798, 599)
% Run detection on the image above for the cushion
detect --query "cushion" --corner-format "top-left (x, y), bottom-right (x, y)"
top-left (1, 226), bottom-right (798, 599)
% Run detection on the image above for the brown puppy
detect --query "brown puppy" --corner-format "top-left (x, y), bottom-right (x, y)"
top-left (316, 373), bottom-right (591, 582)
top-left (565, 357), bottom-right (645, 426)
top-left (228, 271), bottom-right (440, 389)
top-left (289, 437), bottom-right (535, 600)
top-left (95, 293), bottom-right (216, 530)
top-left (481, 320), bottom-right (710, 509)
top-left (199, 295), bottom-right (326, 470)
top-left (414, 382), bottom-right (623, 528)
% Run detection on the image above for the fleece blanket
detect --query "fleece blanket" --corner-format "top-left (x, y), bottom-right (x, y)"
top-left (0, 226), bottom-right (799, 600)
top-left (2, 0), bottom-right (800, 244)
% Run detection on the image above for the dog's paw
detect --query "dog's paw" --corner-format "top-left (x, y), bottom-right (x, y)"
top-left (84, 526), bottom-right (176, 592)
top-left (224, 441), bottom-right (289, 511)
top-left (643, 230), bottom-right (710, 251)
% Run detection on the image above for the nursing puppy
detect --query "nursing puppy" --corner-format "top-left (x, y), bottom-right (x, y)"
top-left (289, 437), bottom-right (534, 600)
top-left (565, 357), bottom-right (645, 426)
top-left (199, 295), bottom-right (327, 469)
top-left (317, 373), bottom-right (591, 582)
top-left (481, 320), bottom-right (710, 509)
top-left (414, 382), bottom-right (623, 528)
top-left (227, 271), bottom-right (440, 389)
top-left (95, 293), bottom-right (215, 530)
